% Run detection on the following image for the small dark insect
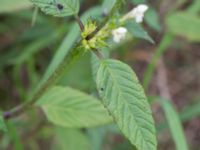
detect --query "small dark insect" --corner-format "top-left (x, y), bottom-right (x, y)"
top-left (100, 88), bottom-right (104, 91)
top-left (56, 3), bottom-right (64, 10)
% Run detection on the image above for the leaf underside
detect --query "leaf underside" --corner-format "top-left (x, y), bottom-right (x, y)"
top-left (96, 59), bottom-right (157, 150)
top-left (30, 0), bottom-right (79, 17)
top-left (36, 86), bottom-right (112, 128)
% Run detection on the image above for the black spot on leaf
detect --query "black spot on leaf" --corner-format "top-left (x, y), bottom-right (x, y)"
top-left (56, 3), bottom-right (64, 10)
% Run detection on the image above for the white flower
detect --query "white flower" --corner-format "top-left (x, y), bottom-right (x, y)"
top-left (112, 27), bottom-right (127, 43)
top-left (122, 4), bottom-right (148, 23)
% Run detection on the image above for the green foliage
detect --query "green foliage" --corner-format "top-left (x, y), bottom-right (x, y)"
top-left (54, 128), bottom-right (90, 150)
top-left (143, 33), bottom-right (173, 90)
top-left (41, 6), bottom-right (104, 84)
top-left (130, 0), bottom-right (147, 4)
top-left (180, 100), bottom-right (200, 122)
top-left (158, 99), bottom-right (200, 133)
top-left (187, 0), bottom-right (200, 14)
top-left (145, 8), bottom-right (161, 32)
top-left (6, 121), bottom-right (24, 150)
top-left (0, 0), bottom-right (31, 13)
top-left (167, 12), bottom-right (200, 42)
top-left (0, 113), bottom-right (7, 132)
top-left (102, 0), bottom-right (116, 11)
top-left (125, 21), bottom-right (154, 43)
top-left (87, 127), bottom-right (107, 150)
top-left (96, 59), bottom-right (157, 150)
top-left (36, 86), bottom-right (112, 128)
top-left (159, 99), bottom-right (188, 150)
top-left (31, 0), bottom-right (80, 17)
top-left (1, 0), bottom-right (198, 148)
top-left (91, 50), bottom-right (110, 82)
top-left (11, 35), bottom-right (58, 65)
top-left (60, 54), bottom-right (93, 91)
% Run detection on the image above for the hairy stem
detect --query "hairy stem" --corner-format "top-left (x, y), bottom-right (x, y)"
top-left (75, 15), bottom-right (85, 32)
top-left (92, 48), bottom-right (104, 60)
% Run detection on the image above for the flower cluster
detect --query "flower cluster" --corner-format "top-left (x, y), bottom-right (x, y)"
top-left (81, 4), bottom-right (149, 49)
top-left (81, 21), bottom-right (108, 50)
top-left (112, 4), bottom-right (148, 43)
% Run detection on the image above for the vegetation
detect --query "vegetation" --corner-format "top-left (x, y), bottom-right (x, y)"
top-left (0, 0), bottom-right (200, 149)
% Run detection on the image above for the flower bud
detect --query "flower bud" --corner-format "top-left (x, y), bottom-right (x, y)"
top-left (122, 4), bottom-right (148, 23)
top-left (112, 27), bottom-right (127, 43)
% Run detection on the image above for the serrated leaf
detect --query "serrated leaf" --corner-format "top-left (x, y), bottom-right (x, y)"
top-left (36, 86), bottom-right (112, 128)
top-left (159, 99), bottom-right (188, 150)
top-left (31, 0), bottom-right (79, 17)
top-left (0, 113), bottom-right (7, 132)
top-left (96, 59), bottom-right (157, 150)
top-left (125, 21), bottom-right (154, 44)
top-left (0, 0), bottom-right (32, 13)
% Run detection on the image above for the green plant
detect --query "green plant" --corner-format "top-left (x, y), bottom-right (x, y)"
top-left (0, 0), bottom-right (158, 149)
top-left (2, 0), bottom-right (200, 150)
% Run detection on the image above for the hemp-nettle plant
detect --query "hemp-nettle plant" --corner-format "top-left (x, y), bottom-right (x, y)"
top-left (0, 0), bottom-right (157, 149)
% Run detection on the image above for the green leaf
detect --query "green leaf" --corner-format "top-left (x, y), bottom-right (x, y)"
top-left (36, 86), bottom-right (112, 128)
top-left (12, 35), bottom-right (58, 65)
top-left (145, 8), bottom-right (161, 32)
top-left (187, 0), bottom-right (200, 14)
top-left (157, 98), bottom-right (200, 132)
top-left (87, 124), bottom-right (120, 150)
top-left (6, 121), bottom-right (24, 150)
top-left (102, 0), bottom-right (116, 11)
top-left (167, 12), bottom-right (200, 42)
top-left (54, 128), bottom-right (90, 150)
top-left (30, 0), bottom-right (80, 17)
top-left (91, 49), bottom-right (110, 82)
top-left (96, 59), bottom-right (157, 150)
top-left (125, 21), bottom-right (154, 43)
top-left (87, 127), bottom-right (106, 150)
top-left (180, 100), bottom-right (200, 122)
top-left (0, 113), bottom-right (7, 132)
top-left (0, 0), bottom-right (32, 13)
top-left (159, 99), bottom-right (188, 150)
top-left (60, 54), bottom-right (93, 91)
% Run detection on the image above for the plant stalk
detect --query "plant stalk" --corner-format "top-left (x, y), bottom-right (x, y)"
top-left (75, 15), bottom-right (85, 32)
